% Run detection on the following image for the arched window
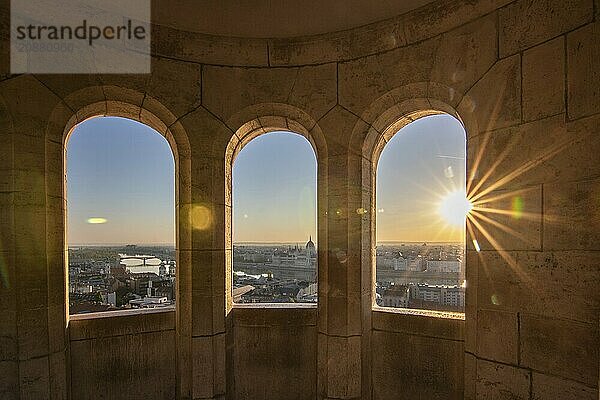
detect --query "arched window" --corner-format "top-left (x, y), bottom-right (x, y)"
top-left (232, 131), bottom-right (317, 304)
top-left (375, 114), bottom-right (467, 313)
top-left (66, 117), bottom-right (175, 315)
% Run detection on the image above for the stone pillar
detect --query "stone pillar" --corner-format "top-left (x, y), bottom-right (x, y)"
top-left (317, 106), bottom-right (371, 400)
top-left (0, 76), bottom-right (69, 399)
top-left (176, 107), bottom-right (232, 400)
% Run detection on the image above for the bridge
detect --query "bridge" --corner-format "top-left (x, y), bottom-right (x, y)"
top-left (119, 255), bottom-right (161, 266)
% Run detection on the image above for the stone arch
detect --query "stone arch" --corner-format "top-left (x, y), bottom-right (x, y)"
top-left (44, 88), bottom-right (193, 396)
top-left (350, 82), bottom-right (472, 163)
top-left (225, 102), bottom-right (327, 162)
top-left (224, 103), bottom-right (327, 309)
top-left (349, 85), bottom-right (472, 314)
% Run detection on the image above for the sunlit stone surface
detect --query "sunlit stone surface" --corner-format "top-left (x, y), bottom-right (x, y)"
top-left (0, 0), bottom-right (598, 399)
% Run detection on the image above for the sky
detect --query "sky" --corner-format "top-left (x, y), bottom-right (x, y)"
top-left (66, 117), bottom-right (175, 245)
top-left (233, 132), bottom-right (317, 243)
top-left (376, 114), bottom-right (466, 243)
top-left (66, 114), bottom-right (465, 246)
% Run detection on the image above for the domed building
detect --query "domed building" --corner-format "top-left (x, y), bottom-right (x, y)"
top-left (305, 236), bottom-right (316, 258)
top-left (0, 0), bottom-right (598, 399)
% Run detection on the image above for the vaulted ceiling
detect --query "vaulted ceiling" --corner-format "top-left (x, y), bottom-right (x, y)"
top-left (152, 0), bottom-right (436, 38)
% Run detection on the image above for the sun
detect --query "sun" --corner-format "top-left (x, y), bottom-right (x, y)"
top-left (438, 190), bottom-right (472, 226)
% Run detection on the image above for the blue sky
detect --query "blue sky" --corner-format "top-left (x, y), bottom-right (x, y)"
top-left (67, 117), bottom-right (175, 245)
top-left (67, 114), bottom-right (465, 245)
top-left (376, 114), bottom-right (466, 242)
top-left (233, 132), bottom-right (317, 243)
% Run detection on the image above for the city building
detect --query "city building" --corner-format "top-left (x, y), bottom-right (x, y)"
top-left (378, 284), bottom-right (410, 308)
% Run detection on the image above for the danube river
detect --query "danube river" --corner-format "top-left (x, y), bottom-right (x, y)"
top-left (119, 254), bottom-right (174, 275)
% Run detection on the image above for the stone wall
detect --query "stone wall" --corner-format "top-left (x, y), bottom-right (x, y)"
top-left (69, 310), bottom-right (177, 400)
top-left (0, 0), bottom-right (598, 399)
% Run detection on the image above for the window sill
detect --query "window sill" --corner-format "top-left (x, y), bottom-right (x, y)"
top-left (372, 306), bottom-right (464, 341)
top-left (69, 306), bottom-right (175, 321)
top-left (69, 307), bottom-right (176, 341)
top-left (372, 305), bottom-right (465, 320)
top-left (232, 302), bottom-right (317, 309)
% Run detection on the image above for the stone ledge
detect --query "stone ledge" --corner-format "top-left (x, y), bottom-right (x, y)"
top-left (69, 308), bottom-right (175, 341)
top-left (372, 308), bottom-right (465, 341)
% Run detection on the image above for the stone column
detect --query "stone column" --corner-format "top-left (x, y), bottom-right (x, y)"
top-left (317, 106), bottom-right (371, 400)
top-left (0, 76), bottom-right (69, 399)
top-left (176, 107), bottom-right (232, 400)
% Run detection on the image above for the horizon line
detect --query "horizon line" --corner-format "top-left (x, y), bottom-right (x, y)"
top-left (69, 240), bottom-right (464, 247)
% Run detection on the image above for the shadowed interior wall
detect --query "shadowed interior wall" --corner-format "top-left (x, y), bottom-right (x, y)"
top-left (227, 308), bottom-right (317, 400)
top-left (69, 311), bottom-right (176, 400)
top-left (0, 0), bottom-right (598, 399)
top-left (371, 312), bottom-right (464, 400)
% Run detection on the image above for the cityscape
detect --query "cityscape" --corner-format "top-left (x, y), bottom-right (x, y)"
top-left (69, 245), bottom-right (176, 314)
top-left (67, 116), bottom-right (466, 314)
top-left (69, 239), bottom-right (464, 314)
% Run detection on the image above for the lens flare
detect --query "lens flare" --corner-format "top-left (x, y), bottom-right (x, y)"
top-left (87, 217), bottom-right (107, 224)
top-left (511, 196), bottom-right (524, 219)
top-left (438, 190), bottom-right (473, 226)
top-left (192, 204), bottom-right (212, 230)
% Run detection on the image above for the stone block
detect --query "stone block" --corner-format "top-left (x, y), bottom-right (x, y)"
top-left (318, 106), bottom-right (362, 159)
top-left (532, 372), bottom-right (597, 400)
top-left (48, 351), bottom-right (67, 400)
top-left (68, 310), bottom-right (175, 340)
top-left (338, 38), bottom-right (439, 119)
top-left (17, 308), bottom-right (49, 360)
top-left (151, 25), bottom-right (268, 66)
top-left (203, 63), bottom-right (336, 126)
top-left (430, 13), bottom-right (498, 99)
top-left (192, 336), bottom-right (215, 399)
top-left (520, 314), bottom-right (598, 386)
top-left (476, 309), bottom-right (518, 364)
top-left (192, 292), bottom-right (225, 337)
top-left (567, 22), bottom-right (600, 119)
top-left (231, 322), bottom-right (316, 400)
top-left (476, 359), bottom-right (530, 400)
top-left (47, 304), bottom-right (66, 354)
top-left (464, 353), bottom-right (476, 400)
top-left (0, 251), bottom-right (16, 313)
top-left (0, 76), bottom-right (61, 134)
top-left (0, 310), bottom-right (17, 361)
top-left (0, 361), bottom-right (19, 400)
top-left (34, 74), bottom-right (104, 112)
top-left (465, 250), bottom-right (479, 353)
top-left (326, 335), bottom-right (361, 399)
top-left (13, 206), bottom-right (47, 255)
top-left (475, 250), bottom-right (600, 323)
top-left (472, 114), bottom-right (600, 190)
top-left (177, 107), bottom-right (233, 159)
top-left (469, 185), bottom-right (542, 251)
top-left (476, 251), bottom-right (521, 312)
top-left (372, 330), bottom-right (463, 400)
top-left (213, 333), bottom-right (226, 396)
top-left (70, 330), bottom-right (176, 399)
top-left (458, 55), bottom-right (521, 135)
top-left (499, 0), bottom-right (593, 57)
top-left (522, 37), bottom-right (565, 121)
top-left (189, 202), bottom-right (226, 251)
top-left (144, 57), bottom-right (202, 125)
top-left (543, 179), bottom-right (600, 250)
top-left (19, 356), bottom-right (49, 400)
top-left (325, 295), bottom-right (348, 336)
top-left (516, 251), bottom-right (599, 323)
top-left (372, 310), bottom-right (464, 341)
